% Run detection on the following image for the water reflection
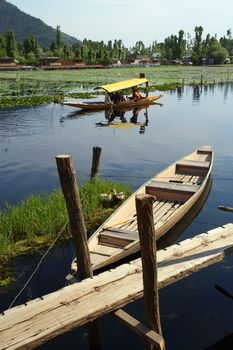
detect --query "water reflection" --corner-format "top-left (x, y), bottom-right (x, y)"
top-left (171, 82), bottom-right (233, 102)
top-left (60, 103), bottom-right (163, 134)
top-left (96, 107), bottom-right (150, 134)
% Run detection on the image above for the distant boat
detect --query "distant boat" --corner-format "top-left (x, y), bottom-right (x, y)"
top-left (71, 145), bottom-right (213, 274)
top-left (62, 76), bottom-right (162, 110)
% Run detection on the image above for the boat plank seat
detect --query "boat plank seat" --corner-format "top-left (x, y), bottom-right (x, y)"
top-left (99, 227), bottom-right (139, 248)
top-left (146, 181), bottom-right (200, 202)
top-left (197, 146), bottom-right (212, 155)
top-left (176, 159), bottom-right (210, 175)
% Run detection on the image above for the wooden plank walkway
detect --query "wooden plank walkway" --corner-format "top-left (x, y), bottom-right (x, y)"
top-left (1, 223), bottom-right (233, 350)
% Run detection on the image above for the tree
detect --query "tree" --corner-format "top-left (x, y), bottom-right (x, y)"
top-left (192, 26), bottom-right (203, 65)
top-left (177, 30), bottom-right (186, 59)
top-left (23, 33), bottom-right (39, 56)
top-left (206, 38), bottom-right (228, 64)
top-left (220, 29), bottom-right (233, 56)
top-left (56, 25), bottom-right (63, 48)
top-left (5, 29), bottom-right (18, 57)
top-left (0, 34), bottom-right (7, 57)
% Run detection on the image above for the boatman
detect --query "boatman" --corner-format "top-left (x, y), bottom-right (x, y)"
top-left (132, 87), bottom-right (143, 101)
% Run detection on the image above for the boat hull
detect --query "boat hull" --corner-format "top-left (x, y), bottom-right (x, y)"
top-left (62, 95), bottom-right (162, 110)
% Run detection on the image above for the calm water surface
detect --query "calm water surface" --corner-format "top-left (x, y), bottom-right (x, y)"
top-left (1, 84), bottom-right (233, 349)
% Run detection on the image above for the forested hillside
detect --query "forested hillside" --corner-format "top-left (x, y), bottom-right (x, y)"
top-left (0, 0), bottom-right (78, 47)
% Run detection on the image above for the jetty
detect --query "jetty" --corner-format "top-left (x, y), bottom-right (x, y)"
top-left (1, 224), bottom-right (233, 350)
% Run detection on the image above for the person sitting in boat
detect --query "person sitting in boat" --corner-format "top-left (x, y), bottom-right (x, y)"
top-left (105, 93), bottom-right (113, 105)
top-left (119, 92), bottom-right (127, 101)
top-left (131, 87), bottom-right (143, 101)
top-left (114, 92), bottom-right (121, 104)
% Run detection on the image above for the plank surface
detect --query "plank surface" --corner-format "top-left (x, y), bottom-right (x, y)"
top-left (1, 224), bottom-right (233, 350)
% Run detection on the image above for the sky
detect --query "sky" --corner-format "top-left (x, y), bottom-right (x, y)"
top-left (6, 0), bottom-right (233, 47)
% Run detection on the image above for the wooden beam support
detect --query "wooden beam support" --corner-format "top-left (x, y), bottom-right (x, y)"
top-left (136, 194), bottom-right (163, 349)
top-left (55, 154), bottom-right (101, 350)
top-left (55, 154), bottom-right (91, 280)
top-left (113, 309), bottom-right (165, 350)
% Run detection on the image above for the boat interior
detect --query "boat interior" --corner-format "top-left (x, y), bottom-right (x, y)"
top-left (73, 146), bottom-right (212, 270)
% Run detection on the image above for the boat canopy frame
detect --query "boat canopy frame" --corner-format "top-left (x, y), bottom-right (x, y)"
top-left (94, 78), bottom-right (148, 93)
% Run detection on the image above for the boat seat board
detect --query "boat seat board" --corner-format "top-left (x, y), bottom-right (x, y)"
top-left (176, 159), bottom-right (210, 175)
top-left (99, 228), bottom-right (139, 248)
top-left (197, 146), bottom-right (212, 155)
top-left (146, 181), bottom-right (200, 201)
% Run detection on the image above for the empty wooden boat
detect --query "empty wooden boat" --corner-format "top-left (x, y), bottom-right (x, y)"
top-left (71, 145), bottom-right (213, 274)
top-left (62, 77), bottom-right (162, 110)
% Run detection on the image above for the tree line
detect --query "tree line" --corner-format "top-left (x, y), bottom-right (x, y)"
top-left (0, 25), bottom-right (232, 66)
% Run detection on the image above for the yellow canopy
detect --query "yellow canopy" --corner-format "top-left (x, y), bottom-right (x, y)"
top-left (95, 78), bottom-right (148, 93)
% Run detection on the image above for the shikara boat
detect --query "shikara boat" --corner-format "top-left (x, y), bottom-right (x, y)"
top-left (71, 145), bottom-right (213, 274)
top-left (62, 77), bottom-right (162, 110)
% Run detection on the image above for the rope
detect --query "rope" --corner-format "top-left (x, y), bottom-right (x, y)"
top-left (7, 220), bottom-right (69, 310)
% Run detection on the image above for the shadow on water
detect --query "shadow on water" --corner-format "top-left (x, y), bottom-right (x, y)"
top-left (204, 332), bottom-right (233, 350)
top-left (59, 108), bottom-right (94, 124)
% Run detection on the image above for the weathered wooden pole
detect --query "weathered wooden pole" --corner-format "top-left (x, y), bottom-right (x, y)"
top-left (90, 146), bottom-right (102, 180)
top-left (56, 155), bottom-right (91, 280)
top-left (55, 154), bottom-right (101, 350)
top-left (135, 194), bottom-right (164, 350)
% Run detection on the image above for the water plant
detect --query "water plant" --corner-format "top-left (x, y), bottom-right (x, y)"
top-left (1, 65), bottom-right (233, 108)
top-left (0, 179), bottom-right (131, 285)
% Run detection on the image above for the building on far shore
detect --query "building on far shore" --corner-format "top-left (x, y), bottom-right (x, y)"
top-left (0, 57), bottom-right (19, 67)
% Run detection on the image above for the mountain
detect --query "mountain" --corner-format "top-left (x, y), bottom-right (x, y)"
top-left (0, 0), bottom-right (78, 47)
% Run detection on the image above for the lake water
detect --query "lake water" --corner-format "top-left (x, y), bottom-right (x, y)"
top-left (1, 84), bottom-right (233, 349)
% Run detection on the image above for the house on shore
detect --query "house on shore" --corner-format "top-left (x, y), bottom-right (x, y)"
top-left (0, 57), bottom-right (18, 68)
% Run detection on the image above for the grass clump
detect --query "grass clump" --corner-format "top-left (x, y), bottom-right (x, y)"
top-left (0, 179), bottom-right (131, 285)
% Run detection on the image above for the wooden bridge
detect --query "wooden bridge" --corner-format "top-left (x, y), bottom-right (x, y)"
top-left (1, 223), bottom-right (233, 350)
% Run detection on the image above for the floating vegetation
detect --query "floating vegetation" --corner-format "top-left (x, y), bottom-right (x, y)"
top-left (0, 65), bottom-right (233, 108)
top-left (0, 179), bottom-right (131, 285)
top-left (0, 96), bottom-right (57, 108)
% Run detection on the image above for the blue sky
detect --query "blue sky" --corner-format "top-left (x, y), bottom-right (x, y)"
top-left (7, 0), bottom-right (233, 46)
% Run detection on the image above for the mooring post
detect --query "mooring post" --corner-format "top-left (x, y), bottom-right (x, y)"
top-left (135, 194), bottom-right (164, 350)
top-left (55, 154), bottom-right (101, 350)
top-left (91, 146), bottom-right (102, 180)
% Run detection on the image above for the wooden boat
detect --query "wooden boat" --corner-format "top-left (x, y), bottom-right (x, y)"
top-left (71, 145), bottom-right (213, 274)
top-left (62, 77), bottom-right (162, 110)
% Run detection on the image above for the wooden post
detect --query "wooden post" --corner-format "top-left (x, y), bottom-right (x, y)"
top-left (91, 146), bottom-right (102, 180)
top-left (200, 74), bottom-right (203, 85)
top-left (56, 155), bottom-right (91, 280)
top-left (135, 194), bottom-right (164, 350)
top-left (55, 155), bottom-right (101, 350)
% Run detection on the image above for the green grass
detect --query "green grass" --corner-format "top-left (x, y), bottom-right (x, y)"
top-left (0, 65), bottom-right (233, 107)
top-left (0, 179), bottom-right (131, 285)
